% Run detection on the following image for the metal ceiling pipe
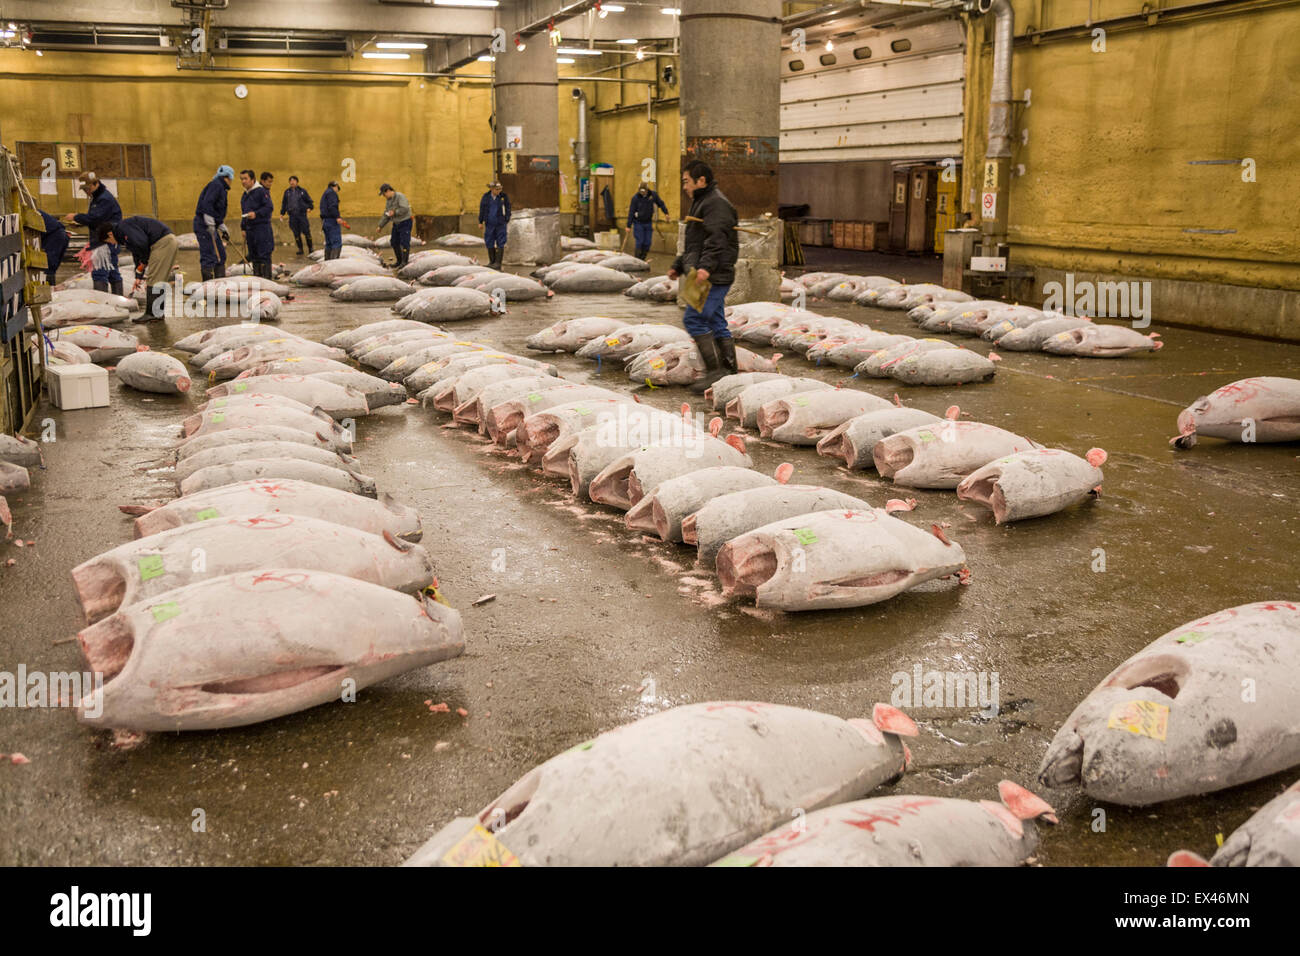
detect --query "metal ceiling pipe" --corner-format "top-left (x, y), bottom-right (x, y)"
top-left (984, 0), bottom-right (1014, 160)
top-left (573, 87), bottom-right (590, 184)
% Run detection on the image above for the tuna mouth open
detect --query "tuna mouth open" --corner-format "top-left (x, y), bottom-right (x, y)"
top-left (756, 405), bottom-right (789, 438)
top-left (481, 767), bottom-right (541, 832)
top-left (517, 421), bottom-right (559, 464)
top-left (724, 397), bottom-right (741, 421)
top-left (873, 439), bottom-right (914, 478)
top-left (680, 513), bottom-right (699, 546)
top-left (1106, 655), bottom-right (1188, 699)
top-left (199, 665), bottom-right (344, 695)
top-left (590, 465), bottom-right (634, 510)
top-left (432, 387), bottom-right (458, 412)
top-left (624, 495), bottom-right (657, 534)
top-left (716, 539), bottom-right (778, 599)
top-left (71, 561), bottom-right (128, 625)
top-left (485, 408), bottom-right (523, 443)
top-left (815, 427), bottom-right (854, 468)
top-left (451, 398), bottom-right (480, 425)
top-left (957, 475), bottom-right (1009, 524)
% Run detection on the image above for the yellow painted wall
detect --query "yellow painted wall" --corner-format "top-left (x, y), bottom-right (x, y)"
top-left (963, 1), bottom-right (1300, 290)
top-left (0, 50), bottom-right (494, 221)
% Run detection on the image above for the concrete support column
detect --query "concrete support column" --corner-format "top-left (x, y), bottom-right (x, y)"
top-left (679, 0), bottom-right (781, 218)
top-left (493, 40), bottom-right (560, 208)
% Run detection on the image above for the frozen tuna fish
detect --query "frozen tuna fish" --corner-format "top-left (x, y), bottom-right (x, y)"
top-left (545, 264), bottom-right (638, 293)
top-left (408, 352), bottom-right (555, 391)
top-left (203, 339), bottom-right (347, 380)
top-left (128, 479), bottom-right (421, 542)
top-left (329, 276), bottom-right (414, 302)
top-left (484, 384), bottom-right (628, 445)
top-left (994, 316), bottom-right (1092, 350)
top-left (404, 700), bottom-right (915, 867)
top-left (856, 339), bottom-right (958, 378)
top-left (713, 781), bottom-right (1056, 867)
top-left (456, 272), bottom-right (550, 301)
top-left (887, 347), bottom-right (997, 386)
top-left (394, 287), bottom-right (495, 323)
top-left (816, 407), bottom-right (943, 470)
top-left (113, 352), bottom-right (192, 394)
top-left (555, 415), bottom-right (711, 498)
top-left (291, 259), bottom-right (391, 286)
top-left (175, 423), bottom-right (347, 457)
top-left (1210, 779), bottom-right (1300, 866)
top-left (1041, 323), bottom-right (1162, 357)
top-left (49, 340), bottom-right (92, 365)
top-left (179, 323), bottom-right (296, 358)
top-left (323, 319), bottom-right (436, 350)
top-left (72, 516), bottom-right (434, 623)
top-left (453, 376), bottom-right (573, 428)
top-left (626, 342), bottom-right (780, 386)
top-left (174, 440), bottom-right (359, 485)
top-left (756, 390), bottom-right (894, 445)
top-left (813, 333), bottom-right (914, 369)
top-left (378, 342), bottom-right (487, 382)
top-left (589, 438), bottom-right (753, 511)
top-left (237, 356), bottom-right (356, 377)
top-left (957, 447), bottom-right (1107, 523)
top-left (717, 508), bottom-right (967, 611)
top-left (1039, 601), bottom-right (1300, 806)
top-left (180, 404), bottom-right (351, 448)
top-left (575, 323), bottom-right (691, 362)
top-left (625, 466), bottom-right (778, 542)
top-left (428, 365), bottom-right (555, 413)
top-left (525, 316), bottom-right (628, 353)
top-left (0, 434), bottom-right (42, 468)
top-left (1172, 377), bottom-right (1300, 448)
top-left (51, 325), bottom-right (139, 363)
top-left (310, 371), bottom-right (408, 409)
top-left (0, 461), bottom-right (30, 494)
top-left (514, 399), bottom-right (633, 465)
top-left (75, 569), bottom-right (463, 732)
top-left (195, 393), bottom-right (315, 417)
top-left (727, 377), bottom-right (833, 428)
top-left (418, 265), bottom-right (493, 286)
top-left (874, 421), bottom-right (1042, 489)
top-left (706, 372), bottom-right (788, 410)
top-left (179, 458), bottom-right (376, 498)
top-left (357, 333), bottom-right (456, 370)
top-left (207, 375), bottom-right (369, 419)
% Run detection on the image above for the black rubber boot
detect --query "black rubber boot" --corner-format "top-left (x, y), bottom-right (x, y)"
top-left (716, 336), bottom-right (738, 374)
top-left (201, 268), bottom-right (214, 282)
top-left (214, 264), bottom-right (226, 279)
top-left (296, 243), bottom-right (304, 256)
top-left (690, 334), bottom-right (726, 393)
top-left (93, 280), bottom-right (109, 293)
top-left (110, 279), bottom-right (124, 297)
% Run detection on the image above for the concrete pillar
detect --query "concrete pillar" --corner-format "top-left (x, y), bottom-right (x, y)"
top-left (679, 0), bottom-right (781, 218)
top-left (493, 40), bottom-right (559, 208)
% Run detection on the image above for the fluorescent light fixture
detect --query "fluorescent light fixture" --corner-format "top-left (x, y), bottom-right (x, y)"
top-left (477, 55), bottom-right (495, 61)
top-left (432, 0), bottom-right (499, 7)
top-left (635, 48), bottom-right (645, 60)
top-left (0, 30), bottom-right (14, 38)
top-left (825, 39), bottom-right (833, 51)
top-left (556, 57), bottom-right (576, 64)
top-left (661, 7), bottom-right (681, 14)
top-left (604, 4), bottom-right (626, 10)
top-left (362, 52), bottom-right (410, 59)
top-left (616, 38), bottom-right (637, 44)
top-left (556, 48), bottom-right (603, 56)
top-left (377, 41), bottom-right (428, 50)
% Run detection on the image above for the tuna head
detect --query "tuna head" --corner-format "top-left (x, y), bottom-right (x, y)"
top-left (403, 700), bottom-right (915, 867)
top-left (76, 569), bottom-right (464, 732)
top-left (1172, 377), bottom-right (1300, 448)
top-left (589, 438), bottom-right (753, 511)
top-left (1209, 778), bottom-right (1300, 867)
top-left (816, 406), bottom-right (941, 470)
top-left (624, 466), bottom-right (777, 542)
top-left (716, 508), bottom-right (967, 612)
top-left (1038, 601), bottom-right (1300, 806)
top-left (956, 447), bottom-right (1106, 523)
top-left (874, 421), bottom-right (1042, 489)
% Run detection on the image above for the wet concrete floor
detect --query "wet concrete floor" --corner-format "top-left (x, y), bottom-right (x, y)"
top-left (1, 248), bottom-right (1297, 865)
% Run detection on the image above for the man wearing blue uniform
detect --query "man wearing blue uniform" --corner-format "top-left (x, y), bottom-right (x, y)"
top-left (478, 181), bottom-right (511, 269)
top-left (39, 211), bottom-right (69, 288)
top-left (319, 181), bottom-right (349, 261)
top-left (62, 172), bottom-right (122, 294)
top-left (238, 169), bottom-right (275, 279)
top-left (626, 183), bottom-right (668, 260)
top-left (194, 165), bottom-right (233, 281)
top-left (280, 176), bottom-right (315, 256)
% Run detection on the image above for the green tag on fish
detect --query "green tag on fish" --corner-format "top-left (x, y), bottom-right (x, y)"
top-left (566, 740), bottom-right (596, 754)
top-left (195, 507), bottom-right (219, 521)
top-left (917, 430), bottom-right (936, 443)
top-left (213, 398), bottom-right (228, 408)
top-left (233, 383), bottom-right (248, 393)
top-left (527, 392), bottom-right (543, 403)
top-left (150, 601), bottom-right (181, 623)
top-left (792, 528), bottom-right (818, 546)
top-left (1176, 630), bottom-right (1210, 644)
top-left (793, 396), bottom-right (809, 407)
top-left (137, 554), bottom-right (165, 582)
top-left (712, 855), bottom-right (761, 868)
top-left (211, 413), bottom-right (225, 423)
top-left (574, 405), bottom-right (591, 416)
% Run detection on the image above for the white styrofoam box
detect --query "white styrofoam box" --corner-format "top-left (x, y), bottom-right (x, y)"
top-left (971, 256), bottom-right (1007, 273)
top-left (48, 363), bottom-right (110, 410)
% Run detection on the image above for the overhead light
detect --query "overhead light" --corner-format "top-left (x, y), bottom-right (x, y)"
top-left (556, 48), bottom-right (602, 56)
top-left (432, 0), bottom-right (499, 7)
top-left (825, 39), bottom-right (834, 51)
top-left (362, 52), bottom-right (410, 59)
top-left (6, 22), bottom-right (15, 29)
top-left (556, 57), bottom-right (576, 64)
top-left (477, 55), bottom-right (495, 62)
top-left (377, 41), bottom-right (427, 50)
top-left (34, 49), bottom-right (42, 56)
top-left (604, 4), bottom-right (626, 10)
top-left (635, 47), bottom-right (645, 60)
top-left (0, 30), bottom-right (14, 38)
top-left (616, 38), bottom-right (636, 44)
top-left (661, 7), bottom-right (681, 14)
top-left (515, 34), bottom-right (525, 51)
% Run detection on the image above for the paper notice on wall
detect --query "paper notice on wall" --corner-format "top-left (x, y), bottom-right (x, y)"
top-left (505, 125), bottom-right (522, 150)
top-left (101, 178), bottom-right (119, 198)
top-left (38, 178), bottom-right (58, 195)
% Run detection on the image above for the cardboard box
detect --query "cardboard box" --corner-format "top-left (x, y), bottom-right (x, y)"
top-left (863, 222), bottom-right (888, 251)
top-left (47, 363), bottom-right (109, 410)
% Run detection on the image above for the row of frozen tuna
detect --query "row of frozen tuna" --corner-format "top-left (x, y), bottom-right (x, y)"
top-left (45, 276), bottom-right (285, 326)
top-left (399, 598), bottom-right (1300, 866)
top-left (0, 434), bottom-right (43, 539)
top-left (69, 327), bottom-right (463, 734)
top-left (907, 298), bottom-right (1162, 357)
top-left (175, 231), bottom-right (425, 252)
top-left (345, 314), bottom-right (966, 613)
top-left (530, 251), bottom-right (654, 294)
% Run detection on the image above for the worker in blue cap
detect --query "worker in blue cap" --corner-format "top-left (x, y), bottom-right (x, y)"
top-left (194, 164), bottom-right (234, 281)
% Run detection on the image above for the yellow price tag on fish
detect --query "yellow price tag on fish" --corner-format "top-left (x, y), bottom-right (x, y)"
top-left (442, 825), bottom-right (521, 867)
top-left (1107, 700), bottom-right (1169, 741)
top-left (605, 337), bottom-right (621, 347)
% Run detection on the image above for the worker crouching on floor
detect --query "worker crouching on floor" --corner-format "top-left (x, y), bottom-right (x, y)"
top-left (668, 160), bottom-right (740, 394)
top-left (239, 169), bottom-right (275, 279)
top-left (194, 165), bottom-right (233, 281)
top-left (479, 181), bottom-right (511, 269)
top-left (376, 183), bottom-right (413, 267)
top-left (103, 216), bottom-right (177, 322)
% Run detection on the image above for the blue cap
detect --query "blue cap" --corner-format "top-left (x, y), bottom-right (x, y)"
top-left (216, 165), bottom-right (235, 180)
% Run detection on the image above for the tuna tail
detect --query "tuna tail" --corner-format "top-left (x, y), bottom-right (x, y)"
top-left (1085, 447), bottom-right (1108, 467)
top-left (118, 503), bottom-right (159, 516)
top-left (998, 780), bottom-right (1058, 825)
top-left (1166, 850), bottom-right (1211, 867)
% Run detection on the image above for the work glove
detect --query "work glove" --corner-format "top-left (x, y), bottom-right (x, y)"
top-left (218, 224), bottom-right (230, 240)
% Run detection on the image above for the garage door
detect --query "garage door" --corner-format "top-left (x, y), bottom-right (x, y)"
top-left (780, 18), bottom-right (965, 163)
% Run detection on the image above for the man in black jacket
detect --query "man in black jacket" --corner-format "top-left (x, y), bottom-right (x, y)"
top-left (103, 216), bottom-right (177, 321)
top-left (280, 175), bottom-right (315, 256)
top-left (668, 160), bottom-right (739, 393)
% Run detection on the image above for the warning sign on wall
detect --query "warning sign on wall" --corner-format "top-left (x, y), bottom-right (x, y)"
top-left (981, 191), bottom-right (997, 220)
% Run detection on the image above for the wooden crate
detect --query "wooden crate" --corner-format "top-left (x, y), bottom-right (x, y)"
top-left (799, 219), bottom-right (832, 247)
top-left (863, 221), bottom-right (888, 250)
